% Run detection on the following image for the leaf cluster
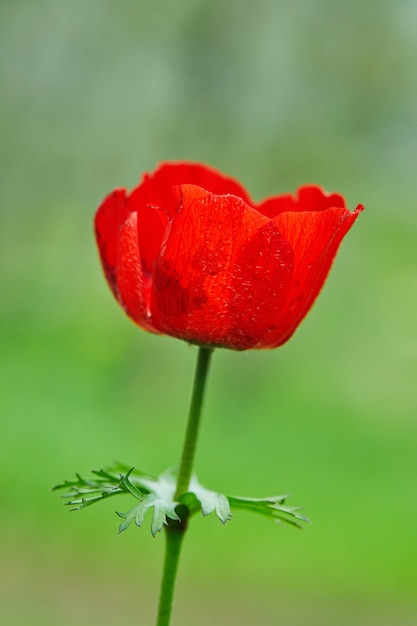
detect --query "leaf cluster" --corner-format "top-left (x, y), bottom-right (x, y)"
top-left (53, 464), bottom-right (309, 535)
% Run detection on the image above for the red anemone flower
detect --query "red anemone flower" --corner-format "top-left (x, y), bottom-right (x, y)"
top-left (95, 162), bottom-right (363, 350)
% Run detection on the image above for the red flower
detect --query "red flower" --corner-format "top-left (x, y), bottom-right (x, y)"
top-left (95, 162), bottom-right (363, 350)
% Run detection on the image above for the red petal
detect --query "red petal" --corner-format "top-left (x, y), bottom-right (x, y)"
top-left (150, 185), bottom-right (294, 349)
top-left (115, 212), bottom-right (156, 332)
top-left (127, 194), bottom-right (169, 284)
top-left (94, 188), bottom-right (130, 296)
top-left (128, 162), bottom-right (253, 221)
top-left (256, 203), bottom-right (364, 348)
top-left (258, 185), bottom-right (346, 218)
top-left (121, 162), bottom-right (253, 303)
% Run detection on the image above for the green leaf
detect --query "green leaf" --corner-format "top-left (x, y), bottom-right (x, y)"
top-left (183, 476), bottom-right (232, 524)
top-left (52, 467), bottom-right (137, 510)
top-left (116, 492), bottom-right (180, 536)
top-left (54, 464), bottom-right (309, 533)
top-left (227, 494), bottom-right (310, 528)
top-left (54, 465), bottom-right (183, 536)
top-left (116, 471), bottom-right (181, 536)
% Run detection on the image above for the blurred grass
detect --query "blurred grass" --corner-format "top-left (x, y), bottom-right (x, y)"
top-left (1, 0), bottom-right (417, 624)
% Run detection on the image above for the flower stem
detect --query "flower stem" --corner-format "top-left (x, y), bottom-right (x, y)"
top-left (156, 515), bottom-right (187, 626)
top-left (155, 346), bottom-right (214, 626)
top-left (175, 346), bottom-right (214, 500)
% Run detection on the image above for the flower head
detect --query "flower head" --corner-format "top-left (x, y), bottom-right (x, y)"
top-left (95, 162), bottom-right (363, 350)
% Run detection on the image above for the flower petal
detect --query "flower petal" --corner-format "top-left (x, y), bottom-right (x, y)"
top-left (128, 162), bottom-right (253, 220)
top-left (115, 212), bottom-right (156, 332)
top-left (127, 196), bottom-right (169, 286)
top-left (256, 203), bottom-right (364, 348)
top-left (95, 188), bottom-right (130, 297)
top-left (258, 185), bottom-right (346, 218)
top-left (150, 185), bottom-right (294, 349)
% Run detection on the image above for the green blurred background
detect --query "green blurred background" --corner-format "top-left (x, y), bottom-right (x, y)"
top-left (1, 0), bottom-right (416, 624)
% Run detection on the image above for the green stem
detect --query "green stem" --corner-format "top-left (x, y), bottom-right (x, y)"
top-left (174, 346), bottom-right (214, 500)
top-left (156, 516), bottom-right (187, 626)
top-left (155, 346), bottom-right (214, 626)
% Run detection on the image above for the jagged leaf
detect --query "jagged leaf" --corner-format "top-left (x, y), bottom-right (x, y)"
top-left (54, 464), bottom-right (309, 533)
top-left (52, 467), bottom-right (139, 510)
top-left (116, 491), bottom-right (180, 536)
top-left (115, 471), bottom-right (182, 536)
top-left (227, 495), bottom-right (310, 528)
top-left (185, 476), bottom-right (232, 523)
